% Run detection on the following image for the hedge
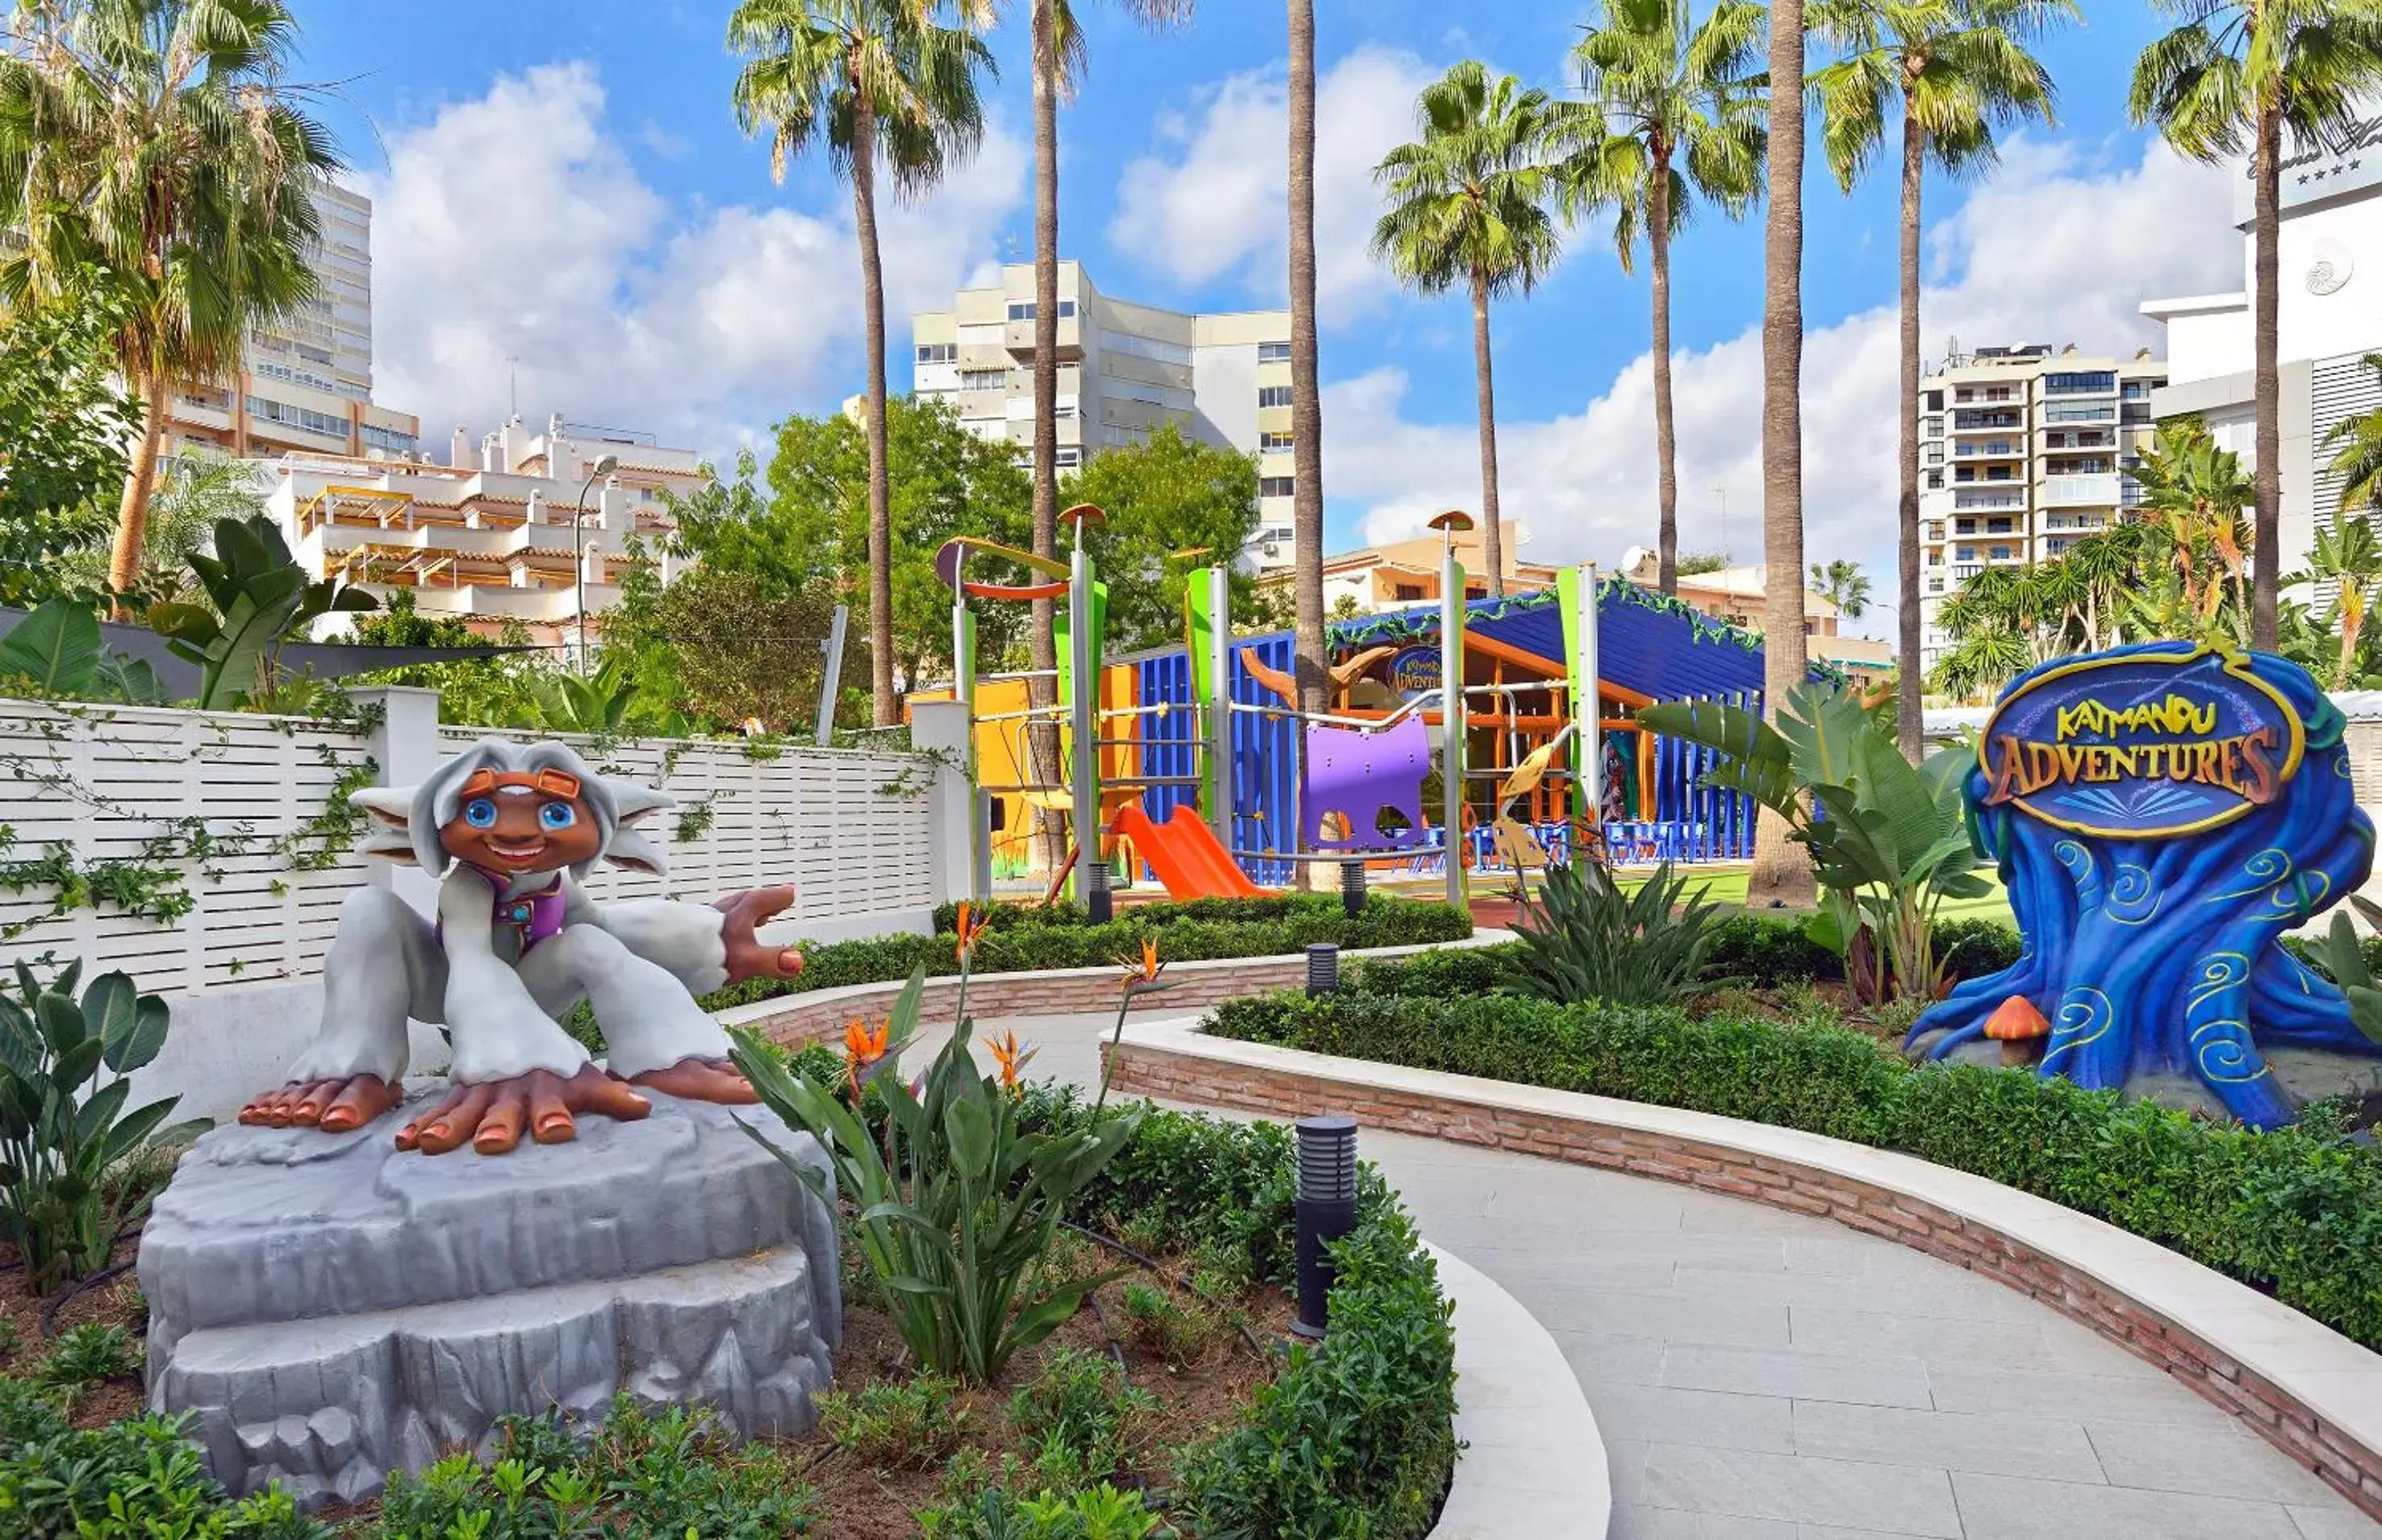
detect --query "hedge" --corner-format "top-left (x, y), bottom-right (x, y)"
top-left (1209, 989), bottom-right (2382, 1354)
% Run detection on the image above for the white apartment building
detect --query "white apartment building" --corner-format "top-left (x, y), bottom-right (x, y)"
top-left (264, 412), bottom-right (706, 653)
top-left (1915, 345), bottom-right (2167, 670)
top-left (911, 263), bottom-right (1298, 570)
top-left (162, 179), bottom-right (421, 464)
top-left (2142, 109), bottom-right (2382, 597)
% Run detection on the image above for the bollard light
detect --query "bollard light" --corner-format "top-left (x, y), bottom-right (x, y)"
top-left (1305, 942), bottom-right (1339, 997)
top-left (1292, 1114), bottom-right (1360, 1339)
top-left (1340, 858), bottom-right (1366, 919)
top-left (1084, 858), bottom-right (1114, 924)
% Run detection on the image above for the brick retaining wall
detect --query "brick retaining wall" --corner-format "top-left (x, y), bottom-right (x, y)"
top-left (1106, 1029), bottom-right (2382, 1521)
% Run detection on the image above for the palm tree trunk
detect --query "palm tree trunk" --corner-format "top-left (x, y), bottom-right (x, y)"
top-left (1895, 102), bottom-right (1924, 762)
top-left (1649, 165), bottom-right (1678, 597)
top-left (2251, 94), bottom-right (2281, 649)
top-left (1470, 271), bottom-right (1504, 599)
top-left (850, 91), bottom-right (898, 728)
top-left (1027, 0), bottom-right (1064, 873)
top-left (109, 367), bottom-right (169, 606)
top-left (1288, 0), bottom-right (1327, 720)
top-left (1748, 0), bottom-right (1814, 908)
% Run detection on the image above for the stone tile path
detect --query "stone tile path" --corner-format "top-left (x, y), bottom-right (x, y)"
top-left (980, 1010), bottom-right (2382, 1539)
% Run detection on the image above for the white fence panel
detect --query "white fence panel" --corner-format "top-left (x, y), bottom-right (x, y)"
top-left (433, 727), bottom-right (940, 926)
top-left (0, 699), bottom-right (378, 993)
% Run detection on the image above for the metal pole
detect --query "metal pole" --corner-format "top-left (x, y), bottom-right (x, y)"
top-left (954, 597), bottom-right (987, 903)
top-left (1069, 542), bottom-right (1098, 912)
top-left (815, 604), bottom-right (849, 746)
top-left (1575, 561), bottom-right (1599, 827)
top-left (1206, 565), bottom-right (1234, 849)
top-left (1440, 541), bottom-right (1466, 908)
top-left (574, 470), bottom-right (597, 674)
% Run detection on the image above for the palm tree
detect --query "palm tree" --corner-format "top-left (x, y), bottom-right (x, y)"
top-left (1749, 0), bottom-right (1814, 906)
top-left (1289, 0), bottom-right (1326, 715)
top-left (1372, 62), bottom-right (1567, 600)
top-left (1566, 0), bottom-right (1766, 599)
top-left (2285, 517), bottom-right (2382, 687)
top-left (2131, 414), bottom-right (2255, 637)
top-left (1807, 557), bottom-right (1870, 619)
top-left (2324, 353), bottom-right (2382, 514)
top-left (730, 0), bottom-right (993, 728)
top-left (2130, 0), bottom-right (2382, 650)
top-left (0, 0), bottom-right (339, 605)
top-left (1810, 0), bottom-right (2070, 758)
top-left (1930, 560), bottom-right (2072, 699)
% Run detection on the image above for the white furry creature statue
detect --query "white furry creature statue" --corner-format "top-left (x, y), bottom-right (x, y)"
top-left (238, 737), bottom-right (806, 1156)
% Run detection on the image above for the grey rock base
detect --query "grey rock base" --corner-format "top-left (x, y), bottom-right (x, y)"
top-left (139, 1087), bottom-right (842, 1508)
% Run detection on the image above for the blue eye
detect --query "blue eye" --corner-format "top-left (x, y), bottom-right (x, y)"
top-left (539, 802), bottom-right (577, 831)
top-left (463, 798), bottom-right (498, 829)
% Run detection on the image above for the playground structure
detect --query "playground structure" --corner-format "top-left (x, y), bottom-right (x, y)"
top-left (934, 507), bottom-right (1791, 908)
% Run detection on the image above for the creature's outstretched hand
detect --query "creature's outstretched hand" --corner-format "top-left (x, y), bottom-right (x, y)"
top-left (395, 1066), bottom-right (652, 1156)
top-left (715, 884), bottom-right (804, 984)
top-left (241, 1075), bottom-right (405, 1133)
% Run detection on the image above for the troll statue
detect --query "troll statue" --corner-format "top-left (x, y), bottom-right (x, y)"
top-left (238, 738), bottom-right (804, 1155)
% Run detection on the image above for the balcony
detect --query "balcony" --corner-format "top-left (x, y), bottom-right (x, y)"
top-left (1954, 491), bottom-right (2026, 511)
top-left (1954, 441), bottom-right (2023, 459)
top-left (1952, 411), bottom-right (2025, 432)
top-left (1004, 316), bottom-right (1083, 361)
top-left (2040, 474), bottom-right (2121, 507)
top-left (2042, 403), bottom-right (2115, 424)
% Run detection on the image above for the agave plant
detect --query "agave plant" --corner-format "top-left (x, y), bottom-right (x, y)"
top-left (1510, 858), bottom-right (1738, 1008)
top-left (1640, 682), bottom-right (1991, 1002)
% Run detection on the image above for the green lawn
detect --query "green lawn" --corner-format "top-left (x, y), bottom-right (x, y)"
top-left (1611, 865), bottom-right (2017, 928)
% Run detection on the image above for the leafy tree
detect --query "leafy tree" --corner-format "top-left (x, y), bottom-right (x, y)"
top-left (729, 0), bottom-right (994, 727)
top-left (349, 591), bottom-right (558, 729)
top-left (1329, 593), bottom-right (1364, 621)
top-left (1373, 61), bottom-right (1568, 599)
top-left (1675, 549), bottom-right (1730, 575)
top-left (2130, 414), bottom-right (2255, 636)
top-left (1807, 557), bottom-right (1872, 620)
top-left (1567, 0), bottom-right (1766, 599)
top-left (729, 400), bottom-right (1031, 694)
top-left (0, 0), bottom-right (341, 601)
top-left (2323, 352), bottom-right (2382, 515)
top-left (2130, 0), bottom-right (2382, 647)
top-left (1060, 423), bottom-right (1263, 653)
top-left (605, 552), bottom-right (847, 733)
top-left (60, 445), bottom-right (265, 607)
top-left (1810, 0), bottom-right (2071, 755)
top-left (2283, 516), bottom-right (2382, 690)
top-left (0, 282), bottom-right (135, 606)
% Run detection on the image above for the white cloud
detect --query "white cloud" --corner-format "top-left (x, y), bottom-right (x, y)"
top-left (1107, 46), bottom-right (1440, 323)
top-left (365, 63), bottom-right (1024, 460)
top-left (1325, 137), bottom-right (2244, 611)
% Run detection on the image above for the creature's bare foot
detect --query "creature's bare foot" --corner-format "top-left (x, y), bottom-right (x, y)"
top-left (240, 1075), bottom-right (404, 1133)
top-left (395, 1066), bottom-right (651, 1156)
top-left (629, 1055), bottom-right (761, 1105)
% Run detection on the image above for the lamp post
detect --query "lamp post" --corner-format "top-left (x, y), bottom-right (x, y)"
top-left (574, 452), bottom-right (620, 673)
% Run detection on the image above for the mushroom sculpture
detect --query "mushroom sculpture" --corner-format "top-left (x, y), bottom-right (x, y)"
top-left (1979, 995), bottom-right (2052, 1068)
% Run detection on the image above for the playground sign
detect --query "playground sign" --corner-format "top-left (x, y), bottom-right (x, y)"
top-left (1978, 648), bottom-right (2305, 840)
top-left (1387, 645), bottom-right (1440, 699)
top-left (1910, 641), bottom-right (2377, 1130)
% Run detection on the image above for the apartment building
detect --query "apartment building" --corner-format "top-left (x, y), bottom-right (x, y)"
top-left (158, 180), bottom-right (424, 465)
top-left (2142, 105), bottom-right (2382, 595)
top-left (264, 412), bottom-right (705, 653)
top-left (1914, 345), bottom-right (2167, 670)
top-left (911, 263), bottom-right (1297, 570)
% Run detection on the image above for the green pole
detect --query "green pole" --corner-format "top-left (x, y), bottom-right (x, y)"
top-left (1555, 562), bottom-right (1600, 823)
top-left (1440, 547), bottom-right (1467, 908)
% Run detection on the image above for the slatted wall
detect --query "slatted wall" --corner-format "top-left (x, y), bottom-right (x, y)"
top-left (0, 700), bottom-right (378, 991)
top-left (434, 728), bottom-right (938, 923)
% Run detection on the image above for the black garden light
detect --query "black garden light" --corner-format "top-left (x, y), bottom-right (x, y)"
top-left (1084, 857), bottom-right (1114, 924)
top-left (1305, 942), bottom-right (1339, 997)
top-left (1340, 858), bottom-right (1367, 919)
top-left (1292, 1114), bottom-right (1360, 1339)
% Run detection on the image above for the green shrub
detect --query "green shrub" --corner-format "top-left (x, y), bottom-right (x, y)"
top-left (919, 1478), bottom-right (1165, 1539)
top-left (1216, 986), bottom-right (2382, 1352)
top-left (36, 1322), bottom-right (140, 1392)
top-left (1511, 859), bottom-right (1741, 1008)
top-left (1173, 1207), bottom-right (1457, 1538)
top-left (1008, 1349), bottom-right (1154, 1479)
top-left (817, 1373), bottom-right (972, 1469)
top-left (0, 1388), bottom-right (329, 1540)
top-left (1348, 943), bottom-right (1523, 998)
top-left (1117, 1283), bottom-right (1222, 1367)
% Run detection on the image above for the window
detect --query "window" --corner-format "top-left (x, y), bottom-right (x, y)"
top-left (1054, 403), bottom-right (1076, 419)
top-left (1055, 447), bottom-right (1081, 469)
top-left (959, 369), bottom-right (1005, 391)
top-left (1259, 476), bottom-right (1295, 499)
top-left (1927, 470), bottom-right (1944, 490)
top-left (1392, 582), bottom-right (1424, 601)
top-left (1924, 390), bottom-right (1943, 411)
top-left (915, 343), bottom-right (955, 365)
top-left (1988, 545), bottom-right (2013, 561)
top-left (1259, 431), bottom-right (1293, 452)
top-left (1005, 301), bottom-right (1077, 322)
top-left (361, 424), bottom-right (416, 455)
top-left (2121, 380), bottom-right (2156, 401)
top-left (2044, 370), bottom-right (2117, 395)
top-left (1258, 386), bottom-right (1294, 408)
top-left (1923, 444), bottom-right (1944, 466)
top-left (244, 395), bottom-right (347, 438)
top-left (1920, 416), bottom-right (1942, 438)
top-left (1929, 577), bottom-right (1945, 592)
top-left (1258, 341), bottom-right (1292, 364)
top-left (1955, 520), bottom-right (1977, 535)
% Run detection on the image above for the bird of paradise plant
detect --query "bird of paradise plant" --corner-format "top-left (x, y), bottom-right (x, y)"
top-left (1093, 938), bottom-right (1173, 1118)
top-left (729, 933), bottom-right (1143, 1385)
top-left (982, 1028), bottom-right (1037, 1091)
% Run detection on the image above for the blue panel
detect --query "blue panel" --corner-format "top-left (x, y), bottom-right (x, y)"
top-left (1230, 635), bottom-right (1302, 887)
top-left (1131, 653), bottom-right (1198, 883)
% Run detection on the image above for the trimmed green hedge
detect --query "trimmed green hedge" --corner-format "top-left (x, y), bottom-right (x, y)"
top-left (700, 895), bottom-right (1474, 1011)
top-left (1210, 989), bottom-right (2382, 1354)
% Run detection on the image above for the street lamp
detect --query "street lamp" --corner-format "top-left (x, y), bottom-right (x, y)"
top-left (574, 453), bottom-right (620, 672)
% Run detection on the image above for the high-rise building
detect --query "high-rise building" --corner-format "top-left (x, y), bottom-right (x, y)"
top-left (910, 262), bottom-right (1297, 570)
top-left (2141, 107), bottom-right (2382, 594)
top-left (161, 180), bottom-right (421, 463)
top-left (1914, 345), bottom-right (2167, 671)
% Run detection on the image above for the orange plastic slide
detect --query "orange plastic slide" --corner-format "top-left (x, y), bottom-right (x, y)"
top-left (1113, 803), bottom-right (1263, 899)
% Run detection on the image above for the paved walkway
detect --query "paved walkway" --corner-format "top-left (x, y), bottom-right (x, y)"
top-left (979, 1010), bottom-right (2382, 1540)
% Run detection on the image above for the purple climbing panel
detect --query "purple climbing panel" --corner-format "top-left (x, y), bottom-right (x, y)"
top-left (1303, 716), bottom-right (1431, 850)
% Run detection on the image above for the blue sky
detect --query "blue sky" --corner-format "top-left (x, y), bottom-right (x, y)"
top-left (292, 2), bottom-right (2246, 616)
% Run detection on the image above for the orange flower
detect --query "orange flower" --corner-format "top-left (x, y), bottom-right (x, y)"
top-left (1115, 936), bottom-right (1169, 995)
top-left (982, 1029), bottom-right (1038, 1090)
top-left (842, 1016), bottom-right (890, 1100)
top-left (953, 900), bottom-right (990, 962)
